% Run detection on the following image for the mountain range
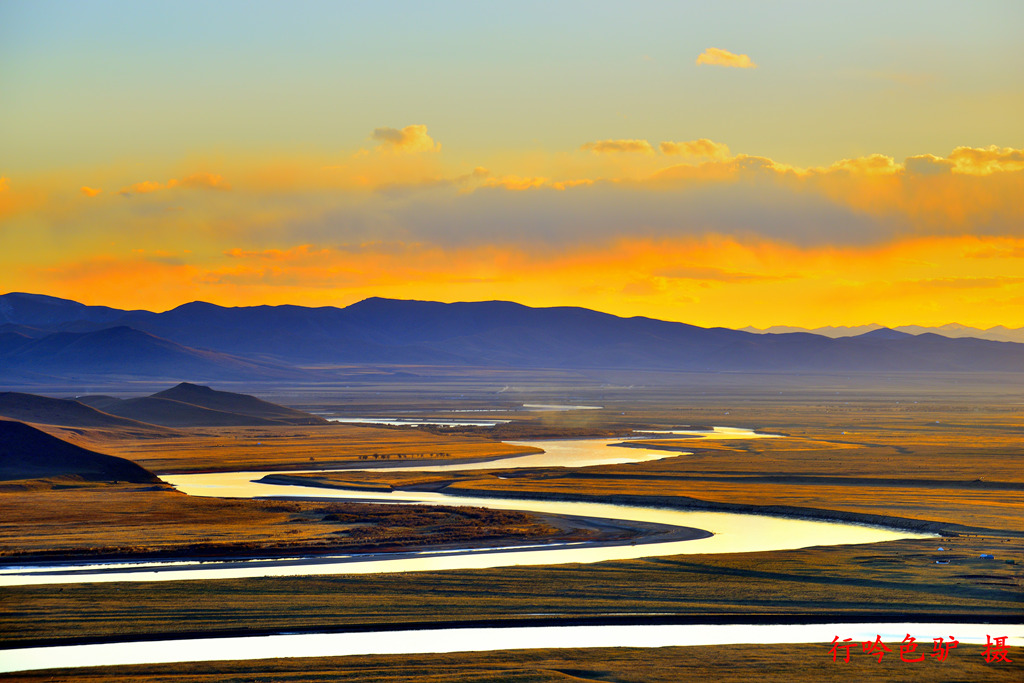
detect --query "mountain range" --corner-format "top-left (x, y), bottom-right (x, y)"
top-left (2, 292), bottom-right (1023, 382)
top-left (741, 322), bottom-right (1024, 343)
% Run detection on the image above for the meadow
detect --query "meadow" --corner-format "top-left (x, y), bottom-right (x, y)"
top-left (1, 370), bottom-right (1021, 681)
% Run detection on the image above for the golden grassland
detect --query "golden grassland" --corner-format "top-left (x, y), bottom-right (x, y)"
top-left (49, 422), bottom-right (541, 473)
top-left (3, 536), bottom-right (1020, 647)
top-left (2, 644), bottom-right (1020, 683)
top-left (269, 421), bottom-right (1024, 533)
top-left (0, 482), bottom-right (568, 562)
top-left (2, 380), bottom-right (1022, 681)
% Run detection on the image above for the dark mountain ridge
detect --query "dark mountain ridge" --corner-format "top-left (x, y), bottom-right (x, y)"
top-left (1, 292), bottom-right (1023, 377)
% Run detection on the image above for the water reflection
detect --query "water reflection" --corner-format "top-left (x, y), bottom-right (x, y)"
top-left (0, 446), bottom-right (932, 586)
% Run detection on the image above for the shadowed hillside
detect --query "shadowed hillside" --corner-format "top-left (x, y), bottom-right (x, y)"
top-left (152, 383), bottom-right (328, 424)
top-left (2, 385), bottom-right (327, 429)
top-left (0, 420), bottom-right (162, 483)
top-left (77, 396), bottom-right (287, 427)
top-left (0, 392), bottom-right (163, 431)
top-left (85, 383), bottom-right (329, 427)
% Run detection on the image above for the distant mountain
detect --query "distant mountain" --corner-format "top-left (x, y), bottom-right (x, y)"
top-left (893, 323), bottom-right (1024, 343)
top-left (0, 420), bottom-right (162, 483)
top-left (743, 322), bottom-right (1024, 343)
top-left (0, 292), bottom-right (138, 328)
top-left (2, 292), bottom-right (1024, 377)
top-left (151, 382), bottom-right (326, 424)
top-left (741, 324), bottom-right (885, 337)
top-left (853, 327), bottom-right (915, 341)
top-left (86, 383), bottom-right (328, 427)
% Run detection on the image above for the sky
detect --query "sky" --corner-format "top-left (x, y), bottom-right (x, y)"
top-left (2, 0), bottom-right (1023, 328)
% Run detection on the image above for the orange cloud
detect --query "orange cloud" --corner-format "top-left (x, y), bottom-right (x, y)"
top-left (481, 175), bottom-right (550, 191)
top-left (118, 173), bottom-right (230, 196)
top-left (581, 139), bottom-right (655, 154)
top-left (371, 124), bottom-right (440, 153)
top-left (225, 244), bottom-right (333, 261)
top-left (659, 139), bottom-right (731, 159)
top-left (696, 47), bottom-right (757, 68)
top-left (80, 186), bottom-right (103, 197)
top-left (811, 147), bottom-right (1024, 179)
top-left (13, 234), bottom-right (1024, 330)
top-left (655, 265), bottom-right (791, 283)
top-left (7, 141), bottom-right (1024, 328)
top-left (551, 178), bottom-right (595, 191)
top-left (119, 180), bottom-right (164, 196)
top-left (947, 145), bottom-right (1024, 174)
top-left (649, 153), bottom-right (793, 184)
top-left (174, 172), bottom-right (231, 190)
top-left (966, 239), bottom-right (1024, 259)
top-left (29, 254), bottom-right (202, 311)
top-left (820, 154), bottom-right (901, 175)
top-left (903, 154), bottom-right (955, 176)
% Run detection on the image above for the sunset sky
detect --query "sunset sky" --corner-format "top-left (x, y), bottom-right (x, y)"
top-left (2, 1), bottom-right (1023, 328)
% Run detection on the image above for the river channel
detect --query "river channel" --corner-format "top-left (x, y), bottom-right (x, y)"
top-left (3, 427), bottom-right (1014, 675)
top-left (0, 428), bottom-right (930, 586)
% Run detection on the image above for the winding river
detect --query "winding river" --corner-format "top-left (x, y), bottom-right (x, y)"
top-left (6, 427), bottom-right (1008, 675)
top-left (0, 427), bottom-right (928, 586)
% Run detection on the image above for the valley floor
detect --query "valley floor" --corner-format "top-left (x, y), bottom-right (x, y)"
top-left (1, 374), bottom-right (1022, 681)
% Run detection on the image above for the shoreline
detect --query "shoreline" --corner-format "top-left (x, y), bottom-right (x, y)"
top-left (0, 508), bottom-right (709, 570)
top-left (152, 448), bottom-right (546, 475)
top-left (434, 483), bottom-right (986, 537)
top-left (3, 477), bottom-right (984, 569)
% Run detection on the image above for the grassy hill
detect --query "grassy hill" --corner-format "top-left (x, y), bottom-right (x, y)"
top-left (0, 420), bottom-right (162, 484)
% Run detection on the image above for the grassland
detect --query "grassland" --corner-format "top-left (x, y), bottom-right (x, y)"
top-left (62, 422), bottom-right (542, 473)
top-left (0, 482), bottom-right (579, 563)
top-left (1, 371), bottom-right (1022, 681)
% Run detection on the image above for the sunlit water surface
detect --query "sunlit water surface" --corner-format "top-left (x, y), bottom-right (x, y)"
top-left (2, 428), bottom-right (997, 673)
top-left (0, 430), bottom-right (930, 586)
top-left (1, 623), bottom-right (1020, 674)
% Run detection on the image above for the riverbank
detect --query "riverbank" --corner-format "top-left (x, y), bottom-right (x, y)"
top-left (4, 532), bottom-right (1019, 647)
top-left (0, 482), bottom-right (590, 565)
top-left (4, 387), bottom-right (1022, 681)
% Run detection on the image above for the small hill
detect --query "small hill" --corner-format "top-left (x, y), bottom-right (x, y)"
top-left (0, 392), bottom-right (163, 431)
top-left (0, 386), bottom-right (325, 430)
top-left (96, 396), bottom-right (286, 427)
top-left (150, 382), bottom-right (328, 425)
top-left (0, 420), bottom-right (162, 483)
top-left (73, 395), bottom-right (124, 412)
top-left (854, 327), bottom-right (915, 341)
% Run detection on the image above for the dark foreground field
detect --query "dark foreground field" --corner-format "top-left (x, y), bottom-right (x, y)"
top-left (1, 371), bottom-right (1021, 681)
